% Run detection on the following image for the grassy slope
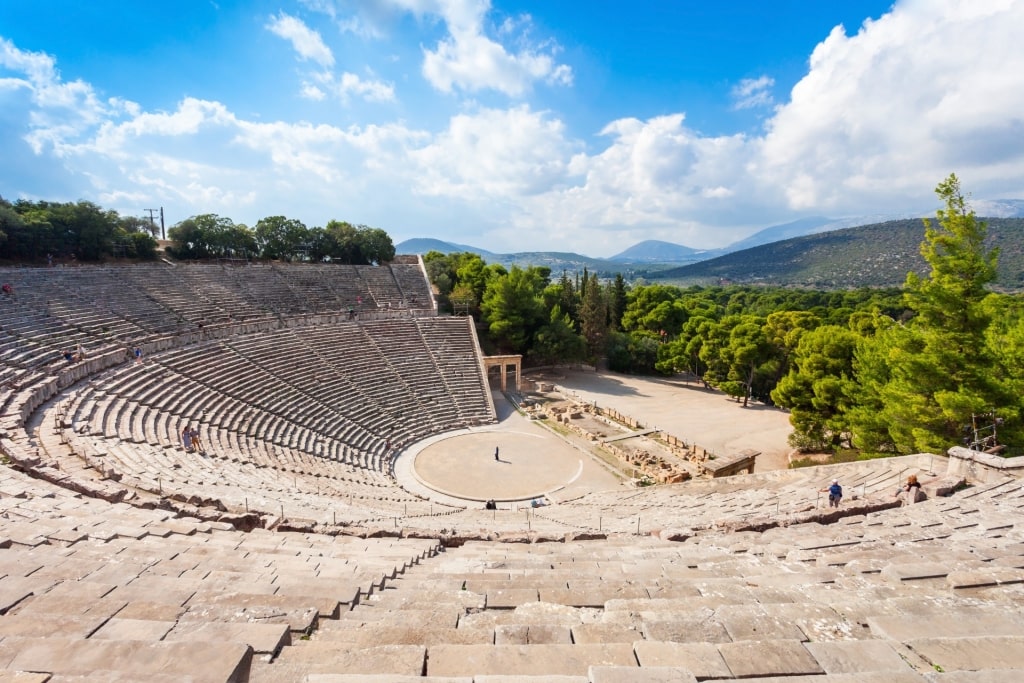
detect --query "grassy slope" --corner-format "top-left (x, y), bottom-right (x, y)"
top-left (656, 217), bottom-right (1024, 290)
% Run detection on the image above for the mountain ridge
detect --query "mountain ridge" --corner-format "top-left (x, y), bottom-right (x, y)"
top-left (653, 217), bottom-right (1024, 290)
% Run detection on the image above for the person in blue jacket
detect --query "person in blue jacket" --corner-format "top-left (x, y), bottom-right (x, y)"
top-left (821, 479), bottom-right (843, 508)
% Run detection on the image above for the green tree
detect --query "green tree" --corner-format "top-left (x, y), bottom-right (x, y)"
top-left (168, 214), bottom-right (254, 259)
top-left (580, 273), bottom-right (608, 359)
top-left (763, 310), bottom-right (821, 386)
top-left (324, 220), bottom-right (360, 262)
top-left (621, 285), bottom-right (685, 335)
top-left (865, 174), bottom-right (1007, 452)
top-left (354, 225), bottom-right (395, 264)
top-left (772, 325), bottom-right (859, 450)
top-left (254, 216), bottom-right (309, 260)
top-left (0, 204), bottom-right (23, 256)
top-left (722, 317), bottom-right (773, 406)
top-left (529, 305), bottom-right (586, 365)
top-left (480, 266), bottom-right (547, 353)
top-left (608, 273), bottom-right (628, 331)
top-left (125, 231), bottom-right (158, 259)
top-left (607, 330), bottom-right (661, 374)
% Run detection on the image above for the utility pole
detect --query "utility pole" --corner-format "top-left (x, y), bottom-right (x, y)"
top-left (145, 209), bottom-right (159, 237)
top-left (144, 208), bottom-right (166, 239)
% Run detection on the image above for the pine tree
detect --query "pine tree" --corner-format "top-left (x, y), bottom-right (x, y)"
top-left (609, 273), bottom-right (628, 330)
top-left (580, 273), bottom-right (607, 360)
top-left (867, 174), bottom-right (1005, 452)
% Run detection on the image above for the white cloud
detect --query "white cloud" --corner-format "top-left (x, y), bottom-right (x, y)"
top-left (1, 37), bottom-right (111, 156)
top-left (266, 12), bottom-right (335, 67)
top-left (321, 0), bottom-right (572, 96)
top-left (419, 1), bottom-right (573, 96)
top-left (5, 0), bottom-right (1024, 255)
top-left (311, 71), bottom-right (396, 103)
top-left (731, 76), bottom-right (775, 110)
top-left (755, 0), bottom-right (1024, 212)
top-left (300, 83), bottom-right (327, 100)
top-left (267, 11), bottom-right (394, 105)
top-left (408, 104), bottom-right (577, 197)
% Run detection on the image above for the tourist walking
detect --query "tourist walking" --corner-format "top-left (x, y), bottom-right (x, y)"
top-left (190, 427), bottom-right (204, 454)
top-left (822, 479), bottom-right (843, 508)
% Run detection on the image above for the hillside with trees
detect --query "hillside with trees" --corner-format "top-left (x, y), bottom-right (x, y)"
top-left (425, 175), bottom-right (1024, 457)
top-left (656, 216), bottom-right (1024, 290)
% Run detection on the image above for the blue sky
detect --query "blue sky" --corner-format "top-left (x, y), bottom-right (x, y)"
top-left (2, 1), bottom-right (1023, 255)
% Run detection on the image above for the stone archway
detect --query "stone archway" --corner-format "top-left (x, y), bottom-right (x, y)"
top-left (483, 355), bottom-right (521, 391)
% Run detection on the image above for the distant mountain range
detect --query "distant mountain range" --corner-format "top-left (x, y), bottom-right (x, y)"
top-left (653, 217), bottom-right (1024, 290)
top-left (396, 199), bottom-right (1024, 285)
top-left (396, 238), bottom-right (624, 274)
top-left (608, 240), bottom-right (707, 263)
top-left (396, 238), bottom-right (496, 258)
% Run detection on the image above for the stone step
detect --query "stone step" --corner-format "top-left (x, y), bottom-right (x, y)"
top-left (425, 643), bottom-right (637, 677)
top-left (0, 636), bottom-right (252, 682)
top-left (273, 642), bottom-right (426, 676)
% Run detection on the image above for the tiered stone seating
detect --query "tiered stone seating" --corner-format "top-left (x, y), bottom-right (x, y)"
top-left (392, 258), bottom-right (435, 311)
top-left (358, 265), bottom-right (406, 309)
top-left (416, 316), bottom-right (493, 424)
top-left (247, 498), bottom-right (1024, 680)
top-left (4, 262), bottom-right (1024, 680)
top-left (0, 463), bottom-right (440, 681)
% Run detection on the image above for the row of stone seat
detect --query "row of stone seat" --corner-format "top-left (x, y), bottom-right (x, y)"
top-left (247, 505), bottom-right (1024, 680)
top-left (0, 261), bottom-right (435, 357)
top-left (0, 462), bottom-right (443, 681)
top-left (61, 323), bottom-right (481, 474)
top-left (39, 393), bottom-right (450, 528)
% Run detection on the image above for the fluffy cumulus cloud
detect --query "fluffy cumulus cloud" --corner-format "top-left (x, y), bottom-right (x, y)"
top-left (408, 104), bottom-right (577, 197)
top-left (4, 0), bottom-right (1024, 254)
top-left (421, 15), bottom-right (573, 96)
top-left (324, 0), bottom-right (573, 96)
top-left (504, 115), bottom-right (763, 253)
top-left (755, 0), bottom-right (1024, 212)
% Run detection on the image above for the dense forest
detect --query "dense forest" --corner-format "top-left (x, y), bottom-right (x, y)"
top-left (0, 198), bottom-right (394, 265)
top-left (427, 175), bottom-right (1024, 457)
